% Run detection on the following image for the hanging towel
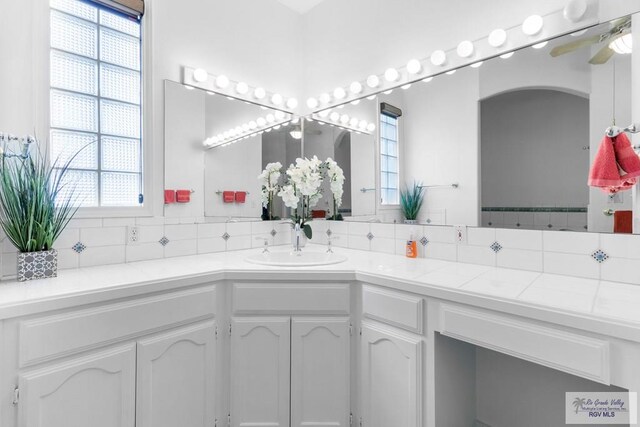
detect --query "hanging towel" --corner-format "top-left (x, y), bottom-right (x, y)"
top-left (223, 191), bottom-right (235, 203)
top-left (234, 191), bottom-right (246, 203)
top-left (612, 132), bottom-right (640, 179)
top-left (588, 135), bottom-right (637, 193)
top-left (176, 190), bottom-right (191, 203)
top-left (614, 210), bottom-right (633, 234)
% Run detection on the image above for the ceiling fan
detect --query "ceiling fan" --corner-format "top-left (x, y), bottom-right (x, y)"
top-left (549, 17), bottom-right (632, 64)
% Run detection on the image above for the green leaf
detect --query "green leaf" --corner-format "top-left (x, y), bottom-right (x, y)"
top-left (303, 224), bottom-right (313, 240)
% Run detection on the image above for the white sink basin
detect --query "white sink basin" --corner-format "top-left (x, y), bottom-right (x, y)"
top-left (245, 251), bottom-right (347, 267)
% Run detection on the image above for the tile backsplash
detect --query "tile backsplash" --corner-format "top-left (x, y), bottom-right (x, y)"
top-left (2, 217), bottom-right (640, 287)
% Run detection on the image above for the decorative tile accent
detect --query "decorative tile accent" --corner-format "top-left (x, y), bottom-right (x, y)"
top-left (270, 229), bottom-right (277, 237)
top-left (420, 236), bottom-right (429, 247)
top-left (326, 229), bottom-right (332, 237)
top-left (367, 232), bottom-right (374, 241)
top-left (159, 236), bottom-right (170, 246)
top-left (72, 242), bottom-right (86, 253)
top-left (591, 249), bottom-right (609, 263)
top-left (222, 232), bottom-right (230, 241)
top-left (490, 242), bottom-right (503, 253)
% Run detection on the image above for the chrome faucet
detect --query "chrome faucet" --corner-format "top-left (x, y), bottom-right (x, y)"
top-left (294, 222), bottom-right (302, 252)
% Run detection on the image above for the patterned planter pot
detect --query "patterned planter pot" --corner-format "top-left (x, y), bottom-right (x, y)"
top-left (17, 249), bottom-right (58, 282)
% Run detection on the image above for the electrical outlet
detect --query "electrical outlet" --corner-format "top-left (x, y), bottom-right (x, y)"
top-left (454, 225), bottom-right (467, 244)
top-left (128, 226), bottom-right (139, 244)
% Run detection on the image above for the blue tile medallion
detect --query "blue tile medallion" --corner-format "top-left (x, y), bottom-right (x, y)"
top-left (222, 232), bottom-right (230, 241)
top-left (366, 232), bottom-right (374, 241)
top-left (420, 236), bottom-right (429, 247)
top-left (159, 236), bottom-right (169, 246)
top-left (72, 242), bottom-right (86, 253)
top-left (591, 250), bottom-right (608, 263)
top-left (490, 242), bottom-right (502, 253)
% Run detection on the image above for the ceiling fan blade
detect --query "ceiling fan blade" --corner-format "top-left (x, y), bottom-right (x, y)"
top-left (589, 45), bottom-right (616, 64)
top-left (550, 34), bottom-right (602, 57)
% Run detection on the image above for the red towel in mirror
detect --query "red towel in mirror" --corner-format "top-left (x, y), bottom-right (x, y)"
top-left (223, 191), bottom-right (235, 203)
top-left (235, 191), bottom-right (246, 203)
top-left (164, 190), bottom-right (176, 204)
top-left (588, 135), bottom-right (637, 193)
top-left (614, 210), bottom-right (633, 234)
top-left (176, 190), bottom-right (191, 203)
top-left (612, 133), bottom-right (640, 179)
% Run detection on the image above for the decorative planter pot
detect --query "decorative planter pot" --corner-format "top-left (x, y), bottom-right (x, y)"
top-left (403, 219), bottom-right (418, 224)
top-left (17, 249), bottom-right (58, 282)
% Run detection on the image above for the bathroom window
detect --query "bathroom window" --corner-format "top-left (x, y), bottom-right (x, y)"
top-left (380, 103), bottom-right (401, 205)
top-left (49, 0), bottom-right (143, 207)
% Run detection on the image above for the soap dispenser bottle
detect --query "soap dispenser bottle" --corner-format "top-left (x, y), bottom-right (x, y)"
top-left (406, 235), bottom-right (418, 258)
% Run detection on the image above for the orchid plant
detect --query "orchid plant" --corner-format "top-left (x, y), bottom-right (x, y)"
top-left (325, 158), bottom-right (345, 221)
top-left (258, 162), bottom-right (282, 220)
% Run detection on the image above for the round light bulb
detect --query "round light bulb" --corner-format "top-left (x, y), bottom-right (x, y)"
top-left (319, 93), bottom-right (331, 104)
top-left (249, 121), bottom-right (257, 129)
top-left (430, 50), bottom-right (447, 66)
top-left (235, 126), bottom-right (243, 134)
top-left (333, 87), bottom-right (346, 99)
top-left (257, 117), bottom-right (267, 127)
top-left (203, 138), bottom-right (212, 147)
top-left (266, 114), bottom-right (275, 123)
top-left (609, 34), bottom-right (633, 54)
top-left (384, 68), bottom-right (400, 82)
top-left (367, 95), bottom-right (376, 100)
top-left (563, 0), bottom-right (588, 23)
top-left (570, 29), bottom-right (588, 37)
top-left (330, 112), bottom-right (340, 122)
top-left (223, 131), bottom-right (230, 139)
top-left (406, 59), bottom-right (422, 75)
top-left (470, 61), bottom-right (484, 68)
top-left (522, 15), bottom-right (544, 36)
top-left (242, 123), bottom-right (250, 131)
top-left (286, 98), bottom-right (298, 109)
top-left (366, 75), bottom-right (380, 88)
top-left (274, 110), bottom-right (285, 120)
top-left (445, 70), bottom-right (456, 75)
top-left (215, 75), bottom-right (229, 88)
top-left (292, 117), bottom-right (300, 124)
top-left (366, 123), bottom-right (376, 132)
top-left (383, 89), bottom-right (393, 95)
top-left (532, 41), bottom-right (548, 49)
top-left (422, 77), bottom-right (433, 83)
top-left (235, 82), bottom-right (249, 94)
top-left (306, 97), bottom-right (319, 109)
top-left (349, 118), bottom-right (359, 127)
top-left (488, 28), bottom-right (507, 47)
top-left (340, 114), bottom-right (350, 124)
top-left (193, 68), bottom-right (208, 82)
top-left (500, 52), bottom-right (515, 59)
top-left (351, 100), bottom-right (360, 105)
top-left (349, 81), bottom-right (363, 94)
top-left (401, 84), bottom-right (412, 90)
top-left (271, 93), bottom-right (284, 105)
top-left (359, 120), bottom-right (368, 129)
top-left (254, 87), bottom-right (266, 99)
top-left (318, 109), bottom-right (330, 118)
top-left (457, 40), bottom-right (474, 58)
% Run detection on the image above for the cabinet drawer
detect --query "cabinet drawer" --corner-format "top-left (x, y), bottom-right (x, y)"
top-left (439, 304), bottom-right (610, 384)
top-left (232, 282), bottom-right (350, 314)
top-left (362, 286), bottom-right (423, 334)
top-left (19, 285), bottom-right (216, 367)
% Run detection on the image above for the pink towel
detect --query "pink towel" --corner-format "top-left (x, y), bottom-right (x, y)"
top-left (234, 191), bottom-right (246, 203)
top-left (612, 132), bottom-right (640, 179)
top-left (588, 135), bottom-right (637, 193)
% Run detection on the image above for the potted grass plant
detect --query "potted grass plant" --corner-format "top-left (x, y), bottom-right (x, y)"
top-left (0, 137), bottom-right (81, 281)
top-left (400, 181), bottom-right (425, 224)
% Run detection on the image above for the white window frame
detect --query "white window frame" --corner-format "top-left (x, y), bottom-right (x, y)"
top-left (35, 0), bottom-right (154, 218)
top-left (378, 107), bottom-right (401, 207)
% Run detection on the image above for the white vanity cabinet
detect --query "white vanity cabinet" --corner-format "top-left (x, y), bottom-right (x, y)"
top-left (360, 286), bottom-right (425, 427)
top-left (10, 284), bottom-right (218, 427)
top-left (229, 282), bottom-right (352, 427)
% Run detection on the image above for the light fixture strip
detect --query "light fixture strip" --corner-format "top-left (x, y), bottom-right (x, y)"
top-left (310, 115), bottom-right (374, 136)
top-left (307, 4), bottom-right (597, 113)
top-left (183, 66), bottom-right (298, 114)
top-left (205, 119), bottom-right (292, 150)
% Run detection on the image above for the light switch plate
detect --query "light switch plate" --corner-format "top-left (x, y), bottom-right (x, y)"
top-left (454, 225), bottom-right (467, 244)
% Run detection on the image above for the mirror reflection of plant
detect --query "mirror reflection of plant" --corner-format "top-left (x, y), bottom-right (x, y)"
top-left (0, 141), bottom-right (84, 253)
top-left (400, 181), bottom-right (425, 221)
top-left (258, 162), bottom-right (282, 221)
top-left (326, 158), bottom-right (345, 221)
top-left (278, 156), bottom-right (324, 239)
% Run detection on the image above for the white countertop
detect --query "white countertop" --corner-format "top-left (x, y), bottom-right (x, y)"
top-left (1, 246), bottom-right (640, 343)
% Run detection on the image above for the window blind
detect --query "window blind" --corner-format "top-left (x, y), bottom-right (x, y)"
top-left (85, 0), bottom-right (144, 19)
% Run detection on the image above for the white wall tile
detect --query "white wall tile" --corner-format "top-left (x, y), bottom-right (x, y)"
top-left (543, 252), bottom-right (599, 279)
top-left (600, 234), bottom-right (640, 260)
top-left (135, 216), bottom-right (165, 226)
top-left (497, 248), bottom-right (543, 272)
top-left (370, 223), bottom-right (395, 239)
top-left (226, 235), bottom-right (252, 251)
top-left (164, 224), bottom-right (197, 241)
top-left (370, 237), bottom-right (395, 254)
top-left (126, 242), bottom-right (164, 262)
top-left (328, 221), bottom-right (348, 235)
top-left (600, 258), bottom-right (640, 284)
top-left (67, 218), bottom-right (103, 228)
top-left (457, 245), bottom-right (496, 266)
top-left (197, 223), bottom-right (227, 239)
top-left (467, 227), bottom-right (496, 246)
top-left (57, 248), bottom-right (79, 270)
top-left (2, 251), bottom-right (17, 278)
top-left (197, 237), bottom-right (226, 254)
top-left (164, 239), bottom-right (197, 258)
top-left (424, 242), bottom-right (457, 261)
top-left (103, 217), bottom-right (136, 227)
top-left (423, 225), bottom-right (455, 244)
top-left (81, 226), bottom-right (126, 247)
top-left (496, 228), bottom-right (543, 251)
top-left (348, 221), bottom-right (370, 237)
top-left (136, 225), bottom-right (165, 244)
top-left (543, 230), bottom-right (599, 254)
top-left (163, 217), bottom-right (180, 225)
top-left (348, 235), bottom-right (370, 251)
top-left (226, 222), bottom-right (252, 237)
top-left (55, 228), bottom-right (80, 249)
top-left (395, 224), bottom-right (422, 241)
top-left (80, 245), bottom-right (126, 268)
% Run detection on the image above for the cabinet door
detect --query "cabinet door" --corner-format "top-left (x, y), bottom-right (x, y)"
top-left (361, 322), bottom-right (422, 427)
top-left (291, 317), bottom-right (350, 427)
top-left (18, 343), bottom-right (136, 427)
top-left (230, 317), bottom-right (290, 427)
top-left (136, 321), bottom-right (216, 427)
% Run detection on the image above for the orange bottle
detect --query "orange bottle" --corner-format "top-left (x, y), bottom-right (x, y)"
top-left (406, 236), bottom-right (418, 258)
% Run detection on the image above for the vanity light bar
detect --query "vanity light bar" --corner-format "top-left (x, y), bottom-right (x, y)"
top-left (183, 66), bottom-right (298, 113)
top-left (311, 113), bottom-right (375, 135)
top-left (203, 115), bottom-right (293, 149)
top-left (307, 0), bottom-right (593, 112)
